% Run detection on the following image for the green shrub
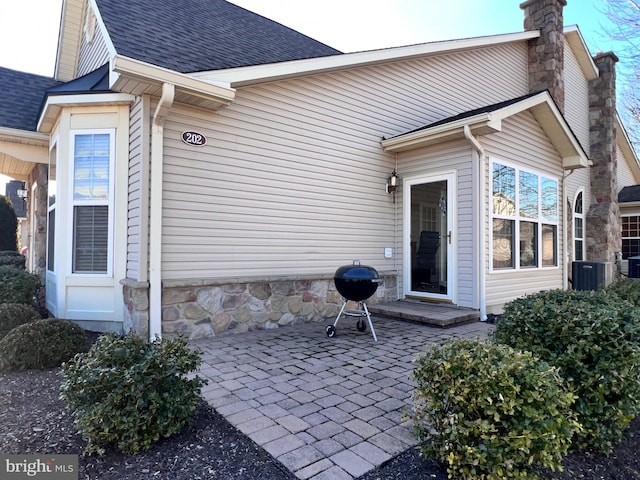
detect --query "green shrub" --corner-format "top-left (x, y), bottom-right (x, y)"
top-left (411, 338), bottom-right (578, 480)
top-left (0, 265), bottom-right (40, 305)
top-left (0, 196), bottom-right (17, 251)
top-left (0, 303), bottom-right (41, 339)
top-left (493, 289), bottom-right (640, 452)
top-left (0, 319), bottom-right (86, 371)
top-left (605, 277), bottom-right (640, 306)
top-left (60, 333), bottom-right (206, 455)
top-left (0, 252), bottom-right (26, 269)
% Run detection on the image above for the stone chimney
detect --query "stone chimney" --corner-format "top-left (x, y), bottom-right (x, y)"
top-left (586, 52), bottom-right (620, 264)
top-left (520, 0), bottom-right (566, 112)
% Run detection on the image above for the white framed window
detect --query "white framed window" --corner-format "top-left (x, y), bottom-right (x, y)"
top-left (573, 190), bottom-right (585, 261)
top-left (490, 160), bottom-right (559, 270)
top-left (69, 130), bottom-right (115, 275)
top-left (622, 215), bottom-right (640, 260)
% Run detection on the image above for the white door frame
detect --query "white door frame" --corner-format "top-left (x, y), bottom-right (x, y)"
top-left (403, 171), bottom-right (457, 302)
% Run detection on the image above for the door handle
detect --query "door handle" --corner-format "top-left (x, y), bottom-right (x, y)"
top-left (447, 231), bottom-right (452, 244)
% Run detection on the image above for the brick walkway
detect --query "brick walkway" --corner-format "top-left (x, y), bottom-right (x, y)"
top-left (192, 317), bottom-right (493, 479)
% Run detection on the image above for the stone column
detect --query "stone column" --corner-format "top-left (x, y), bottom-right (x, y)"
top-left (520, 0), bottom-right (566, 112)
top-left (586, 52), bottom-right (620, 264)
top-left (28, 164), bottom-right (48, 281)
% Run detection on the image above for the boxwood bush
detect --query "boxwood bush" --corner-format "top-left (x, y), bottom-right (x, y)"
top-left (493, 289), bottom-right (640, 452)
top-left (60, 333), bottom-right (207, 455)
top-left (0, 303), bottom-right (41, 340)
top-left (0, 265), bottom-right (40, 305)
top-left (0, 250), bottom-right (26, 269)
top-left (411, 338), bottom-right (578, 479)
top-left (605, 277), bottom-right (640, 306)
top-left (0, 319), bottom-right (86, 371)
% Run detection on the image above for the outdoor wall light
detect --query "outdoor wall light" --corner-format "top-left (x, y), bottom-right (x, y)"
top-left (386, 170), bottom-right (398, 194)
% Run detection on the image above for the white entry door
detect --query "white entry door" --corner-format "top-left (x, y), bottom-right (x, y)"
top-left (404, 173), bottom-right (455, 302)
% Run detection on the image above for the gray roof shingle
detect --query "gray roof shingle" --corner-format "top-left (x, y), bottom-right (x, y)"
top-left (0, 67), bottom-right (61, 131)
top-left (95, 0), bottom-right (342, 73)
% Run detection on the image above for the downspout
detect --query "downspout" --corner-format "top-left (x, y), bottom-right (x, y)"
top-left (149, 83), bottom-right (175, 340)
top-left (464, 125), bottom-right (487, 321)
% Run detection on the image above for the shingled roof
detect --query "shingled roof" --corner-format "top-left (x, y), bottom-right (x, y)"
top-left (95, 0), bottom-right (342, 74)
top-left (0, 67), bottom-right (61, 132)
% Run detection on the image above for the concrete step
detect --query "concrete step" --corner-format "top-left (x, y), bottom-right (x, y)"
top-left (368, 299), bottom-right (480, 327)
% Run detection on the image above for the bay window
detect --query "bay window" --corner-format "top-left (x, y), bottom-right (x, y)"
top-left (491, 161), bottom-right (558, 270)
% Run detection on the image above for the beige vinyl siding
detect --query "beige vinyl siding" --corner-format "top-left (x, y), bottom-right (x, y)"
top-left (126, 96), bottom-right (149, 281)
top-left (617, 143), bottom-right (638, 190)
top-left (397, 140), bottom-right (476, 308)
top-left (159, 43), bottom-right (529, 281)
top-left (76, 15), bottom-right (111, 77)
top-left (564, 43), bottom-right (590, 156)
top-left (55, 0), bottom-right (84, 81)
top-left (482, 112), bottom-right (565, 311)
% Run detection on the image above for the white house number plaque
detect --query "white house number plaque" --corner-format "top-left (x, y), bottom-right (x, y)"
top-left (181, 131), bottom-right (207, 147)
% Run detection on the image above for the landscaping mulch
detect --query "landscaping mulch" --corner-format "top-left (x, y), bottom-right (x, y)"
top-left (1, 366), bottom-right (638, 479)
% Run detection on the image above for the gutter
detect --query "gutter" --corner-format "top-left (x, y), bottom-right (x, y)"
top-left (464, 125), bottom-right (487, 321)
top-left (149, 83), bottom-right (175, 340)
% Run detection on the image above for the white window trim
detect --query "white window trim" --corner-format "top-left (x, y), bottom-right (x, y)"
top-left (489, 158), bottom-right (560, 273)
top-left (573, 189), bottom-right (585, 261)
top-left (67, 129), bottom-right (115, 277)
top-left (46, 139), bottom-right (58, 274)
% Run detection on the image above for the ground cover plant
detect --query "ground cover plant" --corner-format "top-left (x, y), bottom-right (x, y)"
top-left (411, 338), bottom-right (578, 479)
top-left (493, 288), bottom-right (640, 453)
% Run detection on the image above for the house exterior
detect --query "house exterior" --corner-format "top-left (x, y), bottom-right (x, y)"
top-left (0, 0), bottom-right (638, 338)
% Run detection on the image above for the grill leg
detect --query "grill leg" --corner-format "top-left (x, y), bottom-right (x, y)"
top-left (334, 300), bottom-right (347, 327)
top-left (362, 302), bottom-right (378, 342)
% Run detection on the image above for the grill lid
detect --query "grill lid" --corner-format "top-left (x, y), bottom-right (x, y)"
top-left (334, 260), bottom-right (380, 301)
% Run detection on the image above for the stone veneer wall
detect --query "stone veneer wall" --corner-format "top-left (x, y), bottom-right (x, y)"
top-left (586, 52), bottom-right (621, 264)
top-left (162, 274), bottom-right (397, 339)
top-left (122, 274), bottom-right (397, 340)
top-left (520, 0), bottom-right (566, 112)
top-left (27, 164), bottom-right (48, 281)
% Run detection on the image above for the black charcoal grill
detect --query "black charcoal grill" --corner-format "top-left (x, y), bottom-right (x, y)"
top-left (326, 260), bottom-right (381, 341)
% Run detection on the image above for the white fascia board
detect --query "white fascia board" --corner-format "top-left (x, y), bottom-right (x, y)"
top-left (0, 127), bottom-right (49, 146)
top-left (381, 113), bottom-right (500, 152)
top-left (192, 31), bottom-right (540, 87)
top-left (564, 26), bottom-right (599, 81)
top-left (37, 92), bottom-right (136, 133)
top-left (111, 55), bottom-right (235, 103)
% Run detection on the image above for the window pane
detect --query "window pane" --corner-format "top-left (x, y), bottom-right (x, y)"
top-left (519, 171), bottom-right (538, 218)
top-left (73, 206), bottom-right (108, 273)
top-left (492, 163), bottom-right (515, 216)
top-left (542, 224), bottom-right (558, 266)
top-left (575, 192), bottom-right (583, 214)
top-left (74, 133), bottom-right (110, 201)
top-left (575, 217), bottom-right (583, 238)
top-left (622, 239), bottom-right (640, 259)
top-left (519, 221), bottom-right (538, 267)
top-left (575, 239), bottom-right (584, 261)
top-left (47, 209), bottom-right (55, 272)
top-left (541, 178), bottom-right (558, 221)
top-left (493, 218), bottom-right (514, 268)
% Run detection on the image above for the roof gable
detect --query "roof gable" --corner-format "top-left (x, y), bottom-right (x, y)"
top-left (0, 67), bottom-right (62, 132)
top-left (381, 91), bottom-right (589, 170)
top-left (94, 0), bottom-right (342, 73)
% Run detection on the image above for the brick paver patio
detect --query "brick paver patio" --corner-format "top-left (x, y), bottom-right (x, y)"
top-left (192, 317), bottom-right (493, 479)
